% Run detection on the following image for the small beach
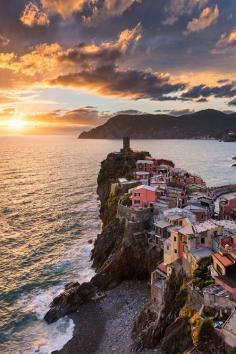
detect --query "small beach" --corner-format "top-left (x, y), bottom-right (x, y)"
top-left (57, 281), bottom-right (155, 354)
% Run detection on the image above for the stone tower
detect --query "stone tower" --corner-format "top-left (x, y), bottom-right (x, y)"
top-left (123, 137), bottom-right (130, 151)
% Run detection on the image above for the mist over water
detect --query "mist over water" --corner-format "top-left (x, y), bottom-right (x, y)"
top-left (0, 136), bottom-right (236, 353)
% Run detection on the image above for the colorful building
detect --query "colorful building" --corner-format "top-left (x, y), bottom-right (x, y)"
top-left (131, 185), bottom-right (157, 208)
top-left (211, 250), bottom-right (236, 301)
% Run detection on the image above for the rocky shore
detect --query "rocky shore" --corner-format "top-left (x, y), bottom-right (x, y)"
top-left (56, 281), bottom-right (154, 354)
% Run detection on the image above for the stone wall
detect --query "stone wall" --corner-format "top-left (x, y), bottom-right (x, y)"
top-left (117, 203), bottom-right (153, 223)
top-left (203, 292), bottom-right (236, 310)
top-left (188, 284), bottom-right (204, 311)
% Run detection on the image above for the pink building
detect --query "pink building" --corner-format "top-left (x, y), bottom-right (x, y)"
top-left (131, 185), bottom-right (157, 208)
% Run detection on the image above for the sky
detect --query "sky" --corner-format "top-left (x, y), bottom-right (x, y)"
top-left (0, 0), bottom-right (235, 134)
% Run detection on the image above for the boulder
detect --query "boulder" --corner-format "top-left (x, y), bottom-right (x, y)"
top-left (44, 282), bottom-right (98, 324)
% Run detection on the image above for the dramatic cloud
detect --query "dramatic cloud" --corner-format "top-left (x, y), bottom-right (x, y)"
top-left (0, 24), bottom-right (186, 101)
top-left (59, 23), bottom-right (142, 66)
top-left (21, 0), bottom-right (140, 26)
top-left (186, 5), bottom-right (219, 33)
top-left (20, 2), bottom-right (50, 27)
top-left (49, 65), bottom-right (186, 100)
top-left (0, 34), bottom-right (10, 46)
top-left (213, 29), bottom-right (236, 54)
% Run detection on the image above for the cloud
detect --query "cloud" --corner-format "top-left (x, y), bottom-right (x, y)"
top-left (21, 0), bottom-right (140, 26)
top-left (40, 0), bottom-right (86, 19)
top-left (84, 0), bottom-right (141, 25)
top-left (20, 2), bottom-right (50, 27)
top-left (163, 0), bottom-right (209, 26)
top-left (228, 98), bottom-right (236, 106)
top-left (0, 24), bottom-right (186, 101)
top-left (27, 106), bottom-right (110, 126)
top-left (169, 108), bottom-right (195, 116)
top-left (115, 109), bottom-right (143, 115)
top-left (59, 23), bottom-right (142, 67)
top-left (0, 107), bottom-right (15, 118)
top-left (186, 5), bottom-right (219, 33)
top-left (49, 65), bottom-right (186, 101)
top-left (0, 34), bottom-right (9, 46)
top-left (213, 29), bottom-right (236, 54)
top-left (0, 95), bottom-right (17, 104)
top-left (196, 97), bottom-right (208, 102)
top-left (182, 83), bottom-right (236, 99)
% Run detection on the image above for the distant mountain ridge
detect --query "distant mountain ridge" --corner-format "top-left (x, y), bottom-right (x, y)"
top-left (79, 109), bottom-right (236, 140)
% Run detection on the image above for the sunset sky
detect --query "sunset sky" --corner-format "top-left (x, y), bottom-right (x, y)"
top-left (0, 0), bottom-right (236, 134)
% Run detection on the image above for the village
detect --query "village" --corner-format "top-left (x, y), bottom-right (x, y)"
top-left (112, 138), bottom-right (236, 349)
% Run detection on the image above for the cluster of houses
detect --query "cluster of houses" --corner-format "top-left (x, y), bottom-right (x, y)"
top-left (116, 138), bottom-right (236, 347)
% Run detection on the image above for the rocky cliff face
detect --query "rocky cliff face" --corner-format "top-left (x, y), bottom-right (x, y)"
top-left (132, 268), bottom-right (189, 351)
top-left (44, 150), bottom-right (161, 324)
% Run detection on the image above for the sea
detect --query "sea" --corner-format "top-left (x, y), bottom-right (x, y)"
top-left (0, 136), bottom-right (236, 354)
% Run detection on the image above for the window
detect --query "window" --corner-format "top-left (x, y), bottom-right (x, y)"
top-left (174, 249), bottom-right (177, 254)
top-left (134, 192), bottom-right (140, 197)
top-left (174, 236), bottom-right (177, 242)
top-left (134, 200), bottom-right (140, 204)
top-left (201, 237), bottom-right (205, 244)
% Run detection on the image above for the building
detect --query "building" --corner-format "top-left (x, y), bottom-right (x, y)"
top-left (219, 197), bottom-right (236, 221)
top-left (183, 205), bottom-right (208, 222)
top-left (136, 160), bottom-right (154, 173)
top-left (135, 171), bottom-right (150, 185)
top-left (131, 185), bottom-right (157, 208)
top-left (211, 249), bottom-right (236, 301)
top-left (150, 174), bottom-right (168, 189)
top-left (220, 309), bottom-right (236, 348)
top-left (181, 220), bottom-right (223, 277)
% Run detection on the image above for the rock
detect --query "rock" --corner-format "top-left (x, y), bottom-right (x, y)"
top-left (160, 317), bottom-right (193, 354)
top-left (132, 268), bottom-right (187, 349)
top-left (232, 157), bottom-right (236, 160)
top-left (64, 281), bottom-right (80, 290)
top-left (88, 239), bottom-right (93, 244)
top-left (232, 164), bottom-right (236, 167)
top-left (44, 282), bottom-right (98, 324)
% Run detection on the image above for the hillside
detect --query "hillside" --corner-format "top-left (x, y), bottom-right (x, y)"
top-left (79, 109), bottom-right (236, 140)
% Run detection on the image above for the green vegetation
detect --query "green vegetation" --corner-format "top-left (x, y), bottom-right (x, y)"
top-left (120, 193), bottom-right (132, 207)
top-left (196, 318), bottom-right (224, 353)
top-left (192, 257), bottom-right (214, 290)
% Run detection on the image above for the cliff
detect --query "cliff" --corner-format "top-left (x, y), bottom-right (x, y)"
top-left (44, 150), bottom-right (162, 323)
top-left (132, 268), bottom-right (190, 351)
top-left (79, 109), bottom-right (236, 140)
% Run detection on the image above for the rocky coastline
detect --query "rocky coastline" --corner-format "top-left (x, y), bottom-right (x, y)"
top-left (45, 147), bottom-right (235, 354)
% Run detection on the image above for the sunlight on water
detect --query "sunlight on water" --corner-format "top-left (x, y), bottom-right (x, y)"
top-left (0, 137), bottom-right (236, 352)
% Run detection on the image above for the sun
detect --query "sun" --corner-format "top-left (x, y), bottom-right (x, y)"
top-left (7, 119), bottom-right (26, 131)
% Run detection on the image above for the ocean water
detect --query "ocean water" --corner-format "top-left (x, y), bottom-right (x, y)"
top-left (0, 136), bottom-right (236, 353)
